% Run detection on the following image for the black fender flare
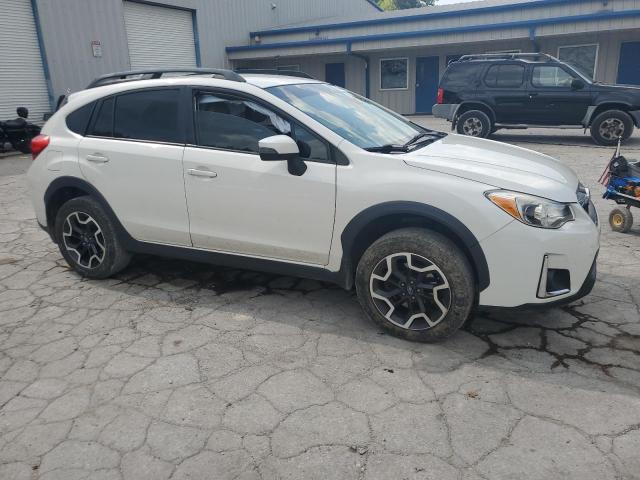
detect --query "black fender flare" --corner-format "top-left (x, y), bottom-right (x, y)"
top-left (340, 201), bottom-right (490, 292)
top-left (454, 101), bottom-right (496, 126)
top-left (44, 176), bottom-right (136, 246)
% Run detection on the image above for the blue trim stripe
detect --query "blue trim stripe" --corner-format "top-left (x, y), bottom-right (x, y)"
top-left (250, 0), bottom-right (574, 38)
top-left (30, 0), bottom-right (55, 111)
top-left (230, 9), bottom-right (640, 53)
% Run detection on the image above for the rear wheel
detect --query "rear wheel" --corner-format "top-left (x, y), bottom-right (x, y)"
top-left (609, 207), bottom-right (633, 233)
top-left (54, 196), bottom-right (131, 279)
top-left (456, 110), bottom-right (492, 139)
top-left (355, 228), bottom-right (475, 342)
top-left (590, 110), bottom-right (633, 146)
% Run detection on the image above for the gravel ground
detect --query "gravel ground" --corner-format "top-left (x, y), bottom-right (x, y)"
top-left (0, 122), bottom-right (639, 480)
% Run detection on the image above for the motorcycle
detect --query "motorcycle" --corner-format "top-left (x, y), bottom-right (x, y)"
top-left (0, 107), bottom-right (41, 154)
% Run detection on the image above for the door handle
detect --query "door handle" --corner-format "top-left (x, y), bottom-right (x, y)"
top-left (86, 153), bottom-right (109, 163)
top-left (187, 168), bottom-right (217, 178)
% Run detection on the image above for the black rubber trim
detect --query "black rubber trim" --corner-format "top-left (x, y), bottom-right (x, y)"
top-left (43, 176), bottom-right (349, 287)
top-left (340, 201), bottom-right (491, 292)
top-left (504, 252), bottom-right (597, 310)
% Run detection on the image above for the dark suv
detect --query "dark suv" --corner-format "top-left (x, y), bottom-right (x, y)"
top-left (433, 53), bottom-right (640, 145)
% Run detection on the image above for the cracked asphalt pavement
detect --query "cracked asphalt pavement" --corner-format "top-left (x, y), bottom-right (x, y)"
top-left (0, 121), bottom-right (639, 480)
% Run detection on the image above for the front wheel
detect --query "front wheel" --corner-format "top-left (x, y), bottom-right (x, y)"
top-left (590, 110), bottom-right (633, 146)
top-left (54, 196), bottom-right (131, 279)
top-left (456, 110), bottom-right (492, 139)
top-left (355, 228), bottom-right (475, 342)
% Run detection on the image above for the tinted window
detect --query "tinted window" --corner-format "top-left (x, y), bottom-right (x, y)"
top-left (442, 63), bottom-right (481, 89)
top-left (532, 66), bottom-right (574, 88)
top-left (90, 97), bottom-right (114, 137)
top-left (485, 64), bottom-right (525, 87)
top-left (293, 124), bottom-right (329, 162)
top-left (195, 93), bottom-right (291, 153)
top-left (66, 101), bottom-right (96, 135)
top-left (114, 89), bottom-right (181, 143)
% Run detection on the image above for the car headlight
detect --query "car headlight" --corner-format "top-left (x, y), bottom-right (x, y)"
top-left (485, 190), bottom-right (575, 229)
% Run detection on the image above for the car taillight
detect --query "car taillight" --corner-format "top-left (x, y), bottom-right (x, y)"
top-left (437, 88), bottom-right (444, 104)
top-left (31, 135), bottom-right (50, 160)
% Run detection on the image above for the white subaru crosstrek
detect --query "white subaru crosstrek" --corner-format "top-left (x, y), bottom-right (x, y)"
top-left (27, 68), bottom-right (599, 342)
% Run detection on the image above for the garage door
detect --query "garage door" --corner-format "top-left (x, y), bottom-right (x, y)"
top-left (123, 1), bottom-right (197, 69)
top-left (0, 0), bottom-right (51, 122)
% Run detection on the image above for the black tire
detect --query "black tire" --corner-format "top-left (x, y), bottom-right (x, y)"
top-left (590, 110), bottom-right (634, 146)
top-left (609, 207), bottom-right (633, 233)
top-left (456, 110), bottom-right (492, 139)
top-left (355, 228), bottom-right (475, 343)
top-left (54, 196), bottom-right (131, 279)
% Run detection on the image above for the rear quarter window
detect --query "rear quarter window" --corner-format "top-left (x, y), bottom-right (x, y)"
top-left (441, 63), bottom-right (482, 89)
top-left (66, 101), bottom-right (96, 135)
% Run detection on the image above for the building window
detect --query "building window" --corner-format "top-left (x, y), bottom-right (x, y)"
top-left (558, 44), bottom-right (598, 79)
top-left (380, 58), bottom-right (408, 90)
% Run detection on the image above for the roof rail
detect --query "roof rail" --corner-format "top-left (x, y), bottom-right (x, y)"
top-left (87, 68), bottom-right (246, 89)
top-left (234, 69), bottom-right (315, 79)
top-left (458, 53), bottom-right (559, 63)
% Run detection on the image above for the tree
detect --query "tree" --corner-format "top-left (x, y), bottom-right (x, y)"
top-left (377, 0), bottom-right (435, 10)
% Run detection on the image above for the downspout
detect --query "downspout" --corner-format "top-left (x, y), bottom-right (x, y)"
top-left (347, 42), bottom-right (370, 99)
top-left (529, 26), bottom-right (540, 53)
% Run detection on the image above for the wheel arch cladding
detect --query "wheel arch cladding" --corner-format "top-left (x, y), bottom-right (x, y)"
top-left (340, 201), bottom-right (490, 292)
top-left (44, 177), bottom-right (131, 244)
top-left (457, 102), bottom-right (495, 123)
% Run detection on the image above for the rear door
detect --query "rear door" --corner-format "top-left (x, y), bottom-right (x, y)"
top-left (482, 63), bottom-right (528, 123)
top-left (527, 64), bottom-right (591, 125)
top-left (78, 88), bottom-right (190, 245)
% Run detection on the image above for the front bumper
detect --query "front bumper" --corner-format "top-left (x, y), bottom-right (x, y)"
top-left (477, 202), bottom-right (600, 308)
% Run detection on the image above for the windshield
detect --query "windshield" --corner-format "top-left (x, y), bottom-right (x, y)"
top-left (267, 83), bottom-right (424, 149)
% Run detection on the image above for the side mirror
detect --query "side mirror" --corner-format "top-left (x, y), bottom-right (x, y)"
top-left (571, 79), bottom-right (585, 90)
top-left (259, 135), bottom-right (299, 161)
top-left (258, 135), bottom-right (307, 176)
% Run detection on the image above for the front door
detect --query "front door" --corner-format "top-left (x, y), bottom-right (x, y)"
top-left (617, 42), bottom-right (640, 85)
top-left (415, 56), bottom-right (439, 114)
top-left (182, 90), bottom-right (336, 265)
top-left (325, 63), bottom-right (346, 88)
top-left (527, 64), bottom-right (591, 125)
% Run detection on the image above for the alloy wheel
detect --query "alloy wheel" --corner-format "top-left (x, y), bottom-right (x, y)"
top-left (599, 118), bottom-right (625, 141)
top-left (369, 252), bottom-right (451, 330)
top-left (462, 117), bottom-right (483, 137)
top-left (62, 212), bottom-right (106, 269)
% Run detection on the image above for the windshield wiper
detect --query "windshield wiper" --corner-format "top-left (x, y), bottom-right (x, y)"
top-left (403, 131), bottom-right (447, 148)
top-left (364, 144), bottom-right (409, 153)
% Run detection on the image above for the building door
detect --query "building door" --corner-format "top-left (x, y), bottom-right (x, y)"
top-left (325, 63), bottom-right (346, 88)
top-left (617, 42), bottom-right (640, 85)
top-left (415, 57), bottom-right (439, 114)
top-left (123, 1), bottom-right (198, 69)
top-left (0, 0), bottom-right (51, 122)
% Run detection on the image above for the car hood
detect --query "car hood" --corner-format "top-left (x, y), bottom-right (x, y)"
top-left (403, 134), bottom-right (580, 203)
top-left (594, 82), bottom-right (640, 92)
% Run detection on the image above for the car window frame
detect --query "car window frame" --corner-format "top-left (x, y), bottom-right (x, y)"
top-left (529, 64), bottom-right (578, 90)
top-left (483, 63), bottom-right (526, 89)
top-left (187, 87), bottom-right (338, 165)
top-left (86, 86), bottom-right (189, 146)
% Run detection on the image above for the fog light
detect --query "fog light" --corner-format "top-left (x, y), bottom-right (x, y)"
top-left (537, 255), bottom-right (571, 298)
